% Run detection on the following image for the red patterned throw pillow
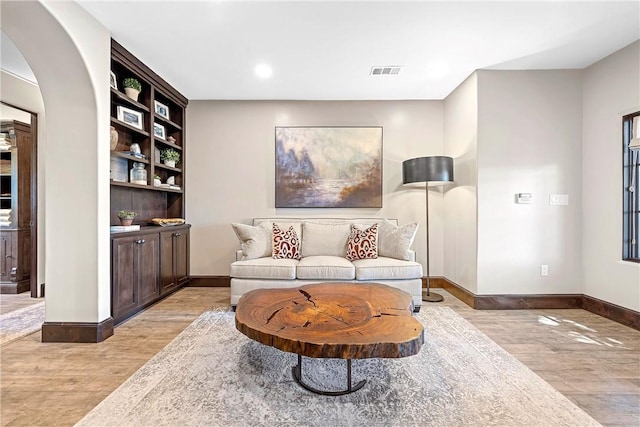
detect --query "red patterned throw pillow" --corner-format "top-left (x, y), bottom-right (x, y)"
top-left (272, 223), bottom-right (301, 260)
top-left (346, 224), bottom-right (378, 261)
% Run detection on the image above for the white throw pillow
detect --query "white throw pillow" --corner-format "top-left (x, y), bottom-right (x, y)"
top-left (302, 222), bottom-right (351, 257)
top-left (231, 223), bottom-right (271, 260)
top-left (378, 220), bottom-right (418, 261)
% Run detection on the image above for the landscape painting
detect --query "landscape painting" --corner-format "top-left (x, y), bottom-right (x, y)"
top-left (275, 127), bottom-right (382, 208)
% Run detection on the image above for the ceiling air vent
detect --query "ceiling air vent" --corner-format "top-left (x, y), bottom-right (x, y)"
top-left (370, 66), bottom-right (403, 76)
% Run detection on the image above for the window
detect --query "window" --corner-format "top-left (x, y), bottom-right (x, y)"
top-left (623, 112), bottom-right (640, 262)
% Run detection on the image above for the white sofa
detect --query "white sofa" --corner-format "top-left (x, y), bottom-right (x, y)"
top-left (230, 218), bottom-right (423, 312)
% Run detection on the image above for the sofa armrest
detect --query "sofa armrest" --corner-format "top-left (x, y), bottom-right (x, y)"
top-left (408, 250), bottom-right (416, 262)
top-left (236, 250), bottom-right (243, 261)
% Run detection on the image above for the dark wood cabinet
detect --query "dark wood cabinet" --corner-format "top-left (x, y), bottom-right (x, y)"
top-left (111, 225), bottom-right (189, 324)
top-left (111, 233), bottom-right (160, 322)
top-left (0, 121), bottom-right (33, 294)
top-left (160, 228), bottom-right (189, 295)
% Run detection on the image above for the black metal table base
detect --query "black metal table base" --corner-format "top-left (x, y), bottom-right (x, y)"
top-left (292, 354), bottom-right (366, 396)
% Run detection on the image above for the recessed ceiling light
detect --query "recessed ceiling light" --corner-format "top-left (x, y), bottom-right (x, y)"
top-left (255, 64), bottom-right (273, 79)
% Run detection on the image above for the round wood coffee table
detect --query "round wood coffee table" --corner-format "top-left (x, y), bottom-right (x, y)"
top-left (235, 282), bottom-right (424, 395)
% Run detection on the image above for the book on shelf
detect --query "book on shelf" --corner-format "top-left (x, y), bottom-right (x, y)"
top-left (110, 225), bottom-right (141, 233)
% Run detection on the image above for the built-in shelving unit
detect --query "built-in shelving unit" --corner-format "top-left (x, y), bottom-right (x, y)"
top-left (109, 39), bottom-right (188, 224)
top-left (109, 39), bottom-right (189, 323)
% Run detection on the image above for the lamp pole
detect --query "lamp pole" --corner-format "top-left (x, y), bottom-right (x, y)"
top-left (423, 183), bottom-right (443, 302)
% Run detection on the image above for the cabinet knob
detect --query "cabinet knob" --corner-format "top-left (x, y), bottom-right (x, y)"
top-left (135, 239), bottom-right (145, 244)
top-left (174, 232), bottom-right (182, 237)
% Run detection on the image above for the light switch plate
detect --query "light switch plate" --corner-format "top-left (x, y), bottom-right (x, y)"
top-left (516, 193), bottom-right (532, 204)
top-left (550, 194), bottom-right (569, 205)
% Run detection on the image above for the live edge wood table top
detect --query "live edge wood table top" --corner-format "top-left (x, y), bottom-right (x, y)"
top-left (235, 282), bottom-right (424, 360)
top-left (235, 282), bottom-right (425, 395)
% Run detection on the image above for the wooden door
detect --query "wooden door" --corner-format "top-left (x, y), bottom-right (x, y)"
top-left (137, 233), bottom-right (160, 305)
top-left (175, 229), bottom-right (188, 285)
top-left (0, 231), bottom-right (14, 282)
top-left (112, 236), bottom-right (137, 320)
top-left (159, 230), bottom-right (176, 293)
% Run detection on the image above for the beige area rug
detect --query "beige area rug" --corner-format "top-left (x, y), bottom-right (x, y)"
top-left (76, 306), bottom-right (600, 427)
top-left (0, 301), bottom-right (44, 346)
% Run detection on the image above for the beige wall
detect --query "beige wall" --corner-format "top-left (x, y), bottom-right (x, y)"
top-left (476, 70), bottom-right (584, 295)
top-left (582, 41), bottom-right (640, 311)
top-left (443, 73), bottom-right (478, 293)
top-left (186, 100), bottom-right (444, 275)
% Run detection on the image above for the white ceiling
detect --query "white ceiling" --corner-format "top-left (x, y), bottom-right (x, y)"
top-left (4, 1), bottom-right (640, 100)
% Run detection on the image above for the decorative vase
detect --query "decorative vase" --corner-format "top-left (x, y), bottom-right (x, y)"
top-left (164, 160), bottom-right (176, 168)
top-left (120, 217), bottom-right (133, 226)
top-left (110, 126), bottom-right (118, 151)
top-left (167, 136), bottom-right (176, 144)
top-left (124, 87), bottom-right (140, 102)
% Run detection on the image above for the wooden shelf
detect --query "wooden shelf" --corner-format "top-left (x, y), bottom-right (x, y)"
top-left (110, 180), bottom-right (183, 194)
top-left (111, 88), bottom-right (150, 112)
top-left (153, 137), bottom-right (182, 151)
top-left (110, 118), bottom-right (150, 137)
top-left (110, 151), bottom-right (150, 164)
top-left (154, 162), bottom-right (182, 173)
top-left (154, 113), bottom-right (182, 131)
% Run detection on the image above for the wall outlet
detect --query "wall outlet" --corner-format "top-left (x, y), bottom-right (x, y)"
top-left (541, 264), bottom-right (549, 276)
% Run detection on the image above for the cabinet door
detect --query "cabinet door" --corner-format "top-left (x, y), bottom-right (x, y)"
top-left (160, 230), bottom-right (176, 293)
top-left (137, 233), bottom-right (160, 305)
top-left (175, 229), bottom-right (188, 284)
top-left (16, 229), bottom-right (30, 282)
top-left (112, 236), bottom-right (137, 319)
top-left (0, 231), bottom-right (14, 282)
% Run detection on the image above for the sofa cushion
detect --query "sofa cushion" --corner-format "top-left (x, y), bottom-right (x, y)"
top-left (296, 256), bottom-right (355, 280)
top-left (272, 223), bottom-right (301, 260)
top-left (351, 256), bottom-right (423, 280)
top-left (346, 224), bottom-right (378, 261)
top-left (230, 257), bottom-right (298, 280)
top-left (378, 220), bottom-right (419, 261)
top-left (302, 222), bottom-right (351, 257)
top-left (231, 223), bottom-right (272, 260)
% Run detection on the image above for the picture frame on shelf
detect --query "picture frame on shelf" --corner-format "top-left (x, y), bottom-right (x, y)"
top-left (154, 122), bottom-right (166, 140)
top-left (154, 100), bottom-right (170, 120)
top-left (116, 106), bottom-right (143, 129)
top-left (110, 71), bottom-right (117, 90)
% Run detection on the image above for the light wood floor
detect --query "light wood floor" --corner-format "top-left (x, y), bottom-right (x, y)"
top-left (1, 287), bottom-right (638, 426)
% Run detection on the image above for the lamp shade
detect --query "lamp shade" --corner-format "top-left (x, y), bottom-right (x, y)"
top-left (402, 156), bottom-right (454, 184)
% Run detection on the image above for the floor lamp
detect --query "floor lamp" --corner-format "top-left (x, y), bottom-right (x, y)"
top-left (402, 156), bottom-right (454, 303)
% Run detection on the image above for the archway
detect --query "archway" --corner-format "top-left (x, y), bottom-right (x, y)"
top-left (1, 1), bottom-right (112, 342)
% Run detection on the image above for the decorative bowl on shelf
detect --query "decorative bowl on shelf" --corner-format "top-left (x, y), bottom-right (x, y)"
top-left (151, 218), bottom-right (185, 227)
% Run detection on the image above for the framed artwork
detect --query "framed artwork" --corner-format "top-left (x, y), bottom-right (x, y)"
top-left (116, 106), bottom-right (143, 129)
top-left (275, 126), bottom-right (383, 208)
top-left (110, 71), bottom-right (117, 90)
top-left (153, 122), bottom-right (166, 140)
top-left (154, 100), bottom-right (170, 120)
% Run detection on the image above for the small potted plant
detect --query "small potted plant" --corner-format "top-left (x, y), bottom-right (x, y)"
top-left (161, 148), bottom-right (180, 168)
top-left (117, 210), bottom-right (137, 226)
top-left (153, 174), bottom-right (162, 187)
top-left (123, 77), bottom-right (142, 101)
